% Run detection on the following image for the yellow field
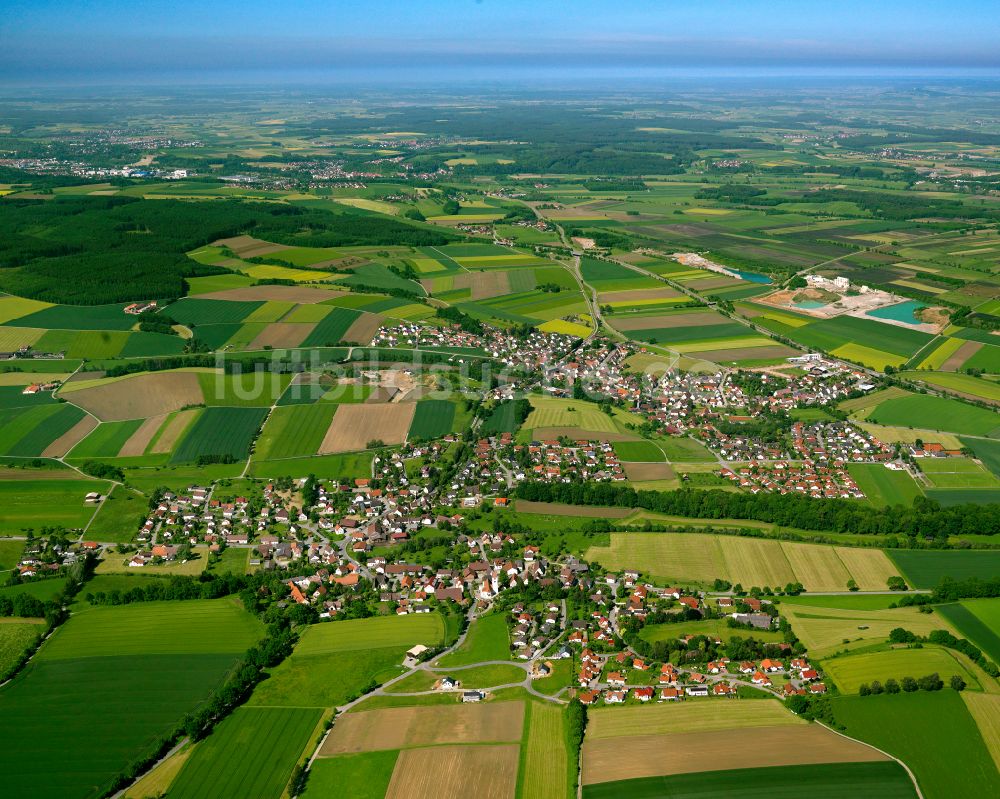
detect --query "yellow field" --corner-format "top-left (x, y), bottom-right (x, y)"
top-left (319, 702), bottom-right (525, 754)
top-left (586, 699), bottom-right (801, 740)
top-left (0, 295), bottom-right (53, 324)
top-left (782, 603), bottom-right (960, 659)
top-left (122, 745), bottom-right (192, 799)
top-left (914, 337), bottom-right (963, 370)
top-left (583, 725), bottom-right (886, 785)
top-left (585, 533), bottom-right (899, 592)
top-left (520, 702), bottom-right (568, 799)
top-left (525, 396), bottom-right (622, 434)
top-left (855, 422), bottom-right (963, 450)
top-left (832, 343), bottom-right (906, 371)
top-left (244, 264), bottom-right (336, 282)
top-left (963, 693), bottom-right (1000, 772)
top-left (672, 336), bottom-right (778, 353)
top-left (781, 542), bottom-right (852, 591)
top-left (0, 371), bottom-right (71, 386)
top-left (0, 326), bottom-right (44, 351)
top-left (334, 197), bottom-right (399, 215)
top-left (684, 207), bottom-right (733, 215)
top-left (538, 319), bottom-right (592, 337)
top-left (839, 386), bottom-right (911, 414)
top-left (243, 300), bottom-right (296, 323)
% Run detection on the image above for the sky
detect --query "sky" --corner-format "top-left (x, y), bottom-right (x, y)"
top-left (2, 0), bottom-right (999, 85)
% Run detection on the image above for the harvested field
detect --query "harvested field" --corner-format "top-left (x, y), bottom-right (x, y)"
top-left (515, 500), bottom-right (633, 518)
top-left (612, 312), bottom-right (725, 331)
top-left (41, 415), bottom-right (98, 457)
top-left (213, 234), bottom-right (288, 258)
top-left (780, 542), bottom-right (852, 592)
top-left (597, 287), bottom-right (683, 302)
top-left (963, 693), bottom-right (1000, 772)
top-left (690, 344), bottom-right (798, 362)
top-left (624, 462), bottom-right (675, 481)
top-left (835, 547), bottom-right (900, 589)
top-left (118, 414), bottom-right (168, 457)
top-left (320, 702), bottom-right (524, 754)
top-left (582, 725), bottom-right (887, 785)
top-left (530, 426), bottom-right (636, 442)
top-left (341, 312), bottom-right (384, 345)
top-left (385, 744), bottom-right (519, 799)
top-left (465, 271), bottom-right (511, 300)
top-left (198, 285), bottom-right (346, 303)
top-left (248, 322), bottom-right (315, 349)
top-left (149, 409), bottom-right (200, 454)
top-left (319, 402), bottom-right (416, 453)
top-left (66, 372), bottom-right (203, 421)
top-left (942, 340), bottom-right (982, 371)
top-left (586, 700), bottom-right (800, 740)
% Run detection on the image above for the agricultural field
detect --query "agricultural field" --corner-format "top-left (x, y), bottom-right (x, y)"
top-left (833, 692), bottom-right (1000, 799)
top-left (318, 402), bottom-right (415, 453)
top-left (781, 602), bottom-right (957, 659)
top-left (302, 751), bottom-right (399, 799)
top-left (822, 647), bottom-right (980, 693)
top-left (0, 477), bottom-right (109, 534)
top-left (848, 463), bottom-right (923, 507)
top-left (166, 706), bottom-right (323, 799)
top-left (889, 550), bottom-right (1000, 589)
top-left (437, 612), bottom-right (510, 667)
top-left (937, 599), bottom-right (1000, 664)
top-left (169, 406), bottom-right (268, 464)
top-left (254, 403), bottom-right (338, 460)
top-left (0, 599), bottom-right (263, 799)
top-left (584, 533), bottom-right (899, 591)
top-left (248, 614), bottom-right (446, 708)
top-left (84, 485), bottom-right (148, 542)
top-left (867, 394), bottom-right (1000, 438)
top-left (408, 399), bottom-right (458, 439)
top-left (384, 744), bottom-right (520, 799)
top-left (0, 618), bottom-right (45, 678)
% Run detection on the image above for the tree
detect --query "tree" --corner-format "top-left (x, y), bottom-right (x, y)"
top-left (917, 672), bottom-right (943, 692)
top-left (885, 678), bottom-right (900, 694)
top-left (901, 676), bottom-right (918, 692)
top-left (950, 675), bottom-right (966, 691)
top-left (859, 683), bottom-right (871, 696)
top-left (887, 576), bottom-right (908, 591)
top-left (870, 680), bottom-right (884, 695)
top-left (846, 579), bottom-right (858, 592)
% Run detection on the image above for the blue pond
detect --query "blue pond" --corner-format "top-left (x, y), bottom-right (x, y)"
top-left (730, 269), bottom-right (773, 284)
top-left (867, 300), bottom-right (926, 324)
top-left (794, 300), bottom-right (826, 310)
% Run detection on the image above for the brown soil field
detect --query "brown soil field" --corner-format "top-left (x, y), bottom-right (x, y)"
top-left (319, 402), bottom-right (415, 453)
top-left (466, 271), bottom-right (511, 300)
top-left (530, 426), bottom-right (637, 442)
top-left (150, 409), bottom-right (202, 454)
top-left (385, 745), bottom-right (519, 799)
top-left (42, 415), bottom-right (98, 457)
top-left (692, 344), bottom-right (798, 362)
top-left (686, 275), bottom-right (742, 291)
top-left (341, 312), bottom-right (384, 345)
top-left (319, 702), bottom-right (525, 755)
top-left (582, 725), bottom-right (887, 785)
top-left (214, 234), bottom-right (289, 258)
top-left (248, 322), bottom-right (315, 349)
top-left (612, 311), bottom-right (727, 331)
top-left (625, 462), bottom-right (675, 481)
top-left (67, 372), bottom-right (203, 422)
top-left (942, 339), bottom-right (982, 371)
top-left (118, 413), bottom-right (169, 457)
top-left (65, 370), bottom-right (105, 384)
top-left (515, 500), bottom-right (633, 518)
top-left (598, 287), bottom-right (683, 302)
top-left (198, 285), bottom-right (347, 303)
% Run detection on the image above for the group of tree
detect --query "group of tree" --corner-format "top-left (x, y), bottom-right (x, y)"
top-left (858, 672), bottom-right (955, 696)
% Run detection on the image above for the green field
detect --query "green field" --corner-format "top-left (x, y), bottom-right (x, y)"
top-left (848, 463), bottom-right (923, 507)
top-left (0, 478), bottom-right (108, 534)
top-left (255, 403), bottom-right (337, 460)
top-left (823, 646), bottom-right (979, 692)
top-left (69, 420), bottom-right (144, 459)
top-left (170, 406), bottom-right (268, 464)
top-left (937, 599), bottom-right (1000, 664)
top-left (657, 436), bottom-right (716, 462)
top-left (84, 485), bottom-right (147, 542)
top-left (437, 612), bottom-right (510, 667)
top-left (408, 399), bottom-right (457, 439)
top-left (961, 437), bottom-right (1000, 478)
top-left (166, 706), bottom-right (322, 799)
top-left (583, 762), bottom-right (917, 799)
top-left (0, 403), bottom-right (87, 457)
top-left (833, 692), bottom-right (1000, 799)
top-left (0, 618), bottom-right (45, 678)
top-left (639, 616), bottom-right (783, 645)
top-left (889, 550), bottom-right (1000, 588)
top-left (0, 599), bottom-right (263, 799)
top-left (869, 395), bottom-right (1000, 438)
top-left (612, 440), bottom-right (666, 462)
top-left (198, 371), bottom-right (293, 407)
top-left (301, 750), bottom-right (399, 799)
top-left (248, 614), bottom-right (446, 708)
top-left (248, 451), bottom-right (373, 480)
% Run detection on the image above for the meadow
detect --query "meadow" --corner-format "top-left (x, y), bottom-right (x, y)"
top-left (254, 403), bottom-right (337, 460)
top-left (84, 485), bottom-right (148, 542)
top-left (848, 463), bottom-right (923, 507)
top-left (408, 399), bottom-right (458, 439)
top-left (868, 394), bottom-right (1000, 438)
top-left (302, 751), bottom-right (399, 799)
top-left (0, 618), bottom-right (45, 678)
top-left (832, 692), bottom-right (1000, 799)
top-left (0, 478), bottom-right (108, 534)
top-left (436, 612), bottom-right (510, 667)
top-left (822, 647), bottom-right (979, 692)
top-left (519, 701), bottom-right (571, 799)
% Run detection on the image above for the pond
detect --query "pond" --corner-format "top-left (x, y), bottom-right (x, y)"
top-left (867, 300), bottom-right (926, 324)
top-left (794, 300), bottom-right (827, 310)
top-left (730, 268), bottom-right (773, 284)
